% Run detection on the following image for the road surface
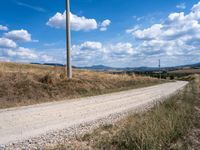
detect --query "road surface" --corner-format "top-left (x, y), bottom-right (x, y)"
top-left (0, 81), bottom-right (188, 147)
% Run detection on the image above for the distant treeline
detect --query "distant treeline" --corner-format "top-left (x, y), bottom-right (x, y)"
top-left (110, 71), bottom-right (194, 80)
top-left (135, 72), bottom-right (191, 80)
top-left (31, 63), bottom-right (65, 67)
top-left (30, 63), bottom-right (78, 68)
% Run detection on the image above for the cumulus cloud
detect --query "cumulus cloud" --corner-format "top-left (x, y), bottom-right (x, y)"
top-left (0, 25), bottom-right (8, 31)
top-left (108, 43), bottom-right (136, 58)
top-left (133, 24), bottom-right (163, 40)
top-left (6, 47), bottom-right (38, 59)
top-left (100, 19), bottom-right (111, 31)
top-left (71, 41), bottom-right (135, 66)
top-left (126, 1), bottom-right (200, 59)
top-left (0, 47), bottom-right (54, 63)
top-left (47, 11), bottom-right (98, 31)
top-left (0, 38), bottom-right (17, 48)
top-left (4, 29), bottom-right (32, 42)
top-left (79, 41), bottom-right (103, 50)
top-left (72, 41), bottom-right (104, 65)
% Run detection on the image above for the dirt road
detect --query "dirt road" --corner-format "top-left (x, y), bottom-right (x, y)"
top-left (0, 81), bottom-right (188, 147)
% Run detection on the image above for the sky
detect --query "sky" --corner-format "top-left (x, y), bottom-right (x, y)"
top-left (0, 0), bottom-right (200, 67)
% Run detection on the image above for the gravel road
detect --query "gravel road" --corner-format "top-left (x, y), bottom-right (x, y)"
top-left (0, 81), bottom-right (188, 149)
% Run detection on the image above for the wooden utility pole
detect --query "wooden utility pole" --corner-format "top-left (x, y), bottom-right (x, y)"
top-left (66, 0), bottom-right (72, 78)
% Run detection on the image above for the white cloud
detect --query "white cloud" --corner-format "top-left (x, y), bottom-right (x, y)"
top-left (100, 19), bottom-right (111, 31)
top-left (72, 41), bottom-right (104, 65)
top-left (0, 57), bottom-right (10, 62)
top-left (176, 3), bottom-right (186, 9)
top-left (126, 25), bottom-right (140, 34)
top-left (80, 41), bottom-right (103, 50)
top-left (0, 47), bottom-right (54, 63)
top-left (6, 47), bottom-right (38, 59)
top-left (47, 11), bottom-right (98, 31)
top-left (71, 41), bottom-right (136, 66)
top-left (191, 1), bottom-right (200, 12)
top-left (4, 29), bottom-right (32, 42)
top-left (132, 24), bottom-right (163, 40)
top-left (0, 25), bottom-right (8, 31)
top-left (46, 12), bottom-right (66, 29)
top-left (126, 1), bottom-right (200, 60)
top-left (72, 41), bottom-right (135, 57)
top-left (44, 1), bottom-right (200, 67)
top-left (109, 43), bottom-right (135, 57)
top-left (0, 38), bottom-right (17, 48)
top-left (40, 54), bottom-right (54, 62)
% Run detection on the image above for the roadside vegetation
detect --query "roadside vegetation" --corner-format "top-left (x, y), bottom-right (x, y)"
top-left (52, 74), bottom-right (200, 150)
top-left (0, 62), bottom-right (161, 109)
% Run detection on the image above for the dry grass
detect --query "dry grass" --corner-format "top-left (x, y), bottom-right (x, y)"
top-left (51, 75), bottom-right (200, 150)
top-left (176, 74), bottom-right (200, 150)
top-left (0, 62), bottom-right (161, 109)
top-left (169, 68), bottom-right (200, 74)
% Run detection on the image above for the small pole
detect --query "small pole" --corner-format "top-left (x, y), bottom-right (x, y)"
top-left (159, 59), bottom-right (161, 80)
top-left (66, 0), bottom-right (72, 78)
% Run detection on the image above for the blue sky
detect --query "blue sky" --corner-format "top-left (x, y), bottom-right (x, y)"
top-left (0, 0), bottom-right (200, 67)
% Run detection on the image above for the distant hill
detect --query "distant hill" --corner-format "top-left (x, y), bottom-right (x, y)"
top-left (184, 62), bottom-right (200, 68)
top-left (30, 62), bottom-right (200, 72)
top-left (78, 65), bottom-right (158, 72)
top-left (43, 63), bottom-right (65, 67)
top-left (79, 65), bottom-right (115, 70)
top-left (78, 62), bottom-right (200, 72)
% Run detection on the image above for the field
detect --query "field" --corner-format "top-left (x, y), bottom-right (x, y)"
top-left (51, 74), bottom-right (200, 150)
top-left (136, 68), bottom-right (200, 80)
top-left (169, 68), bottom-right (200, 74)
top-left (0, 62), bottom-right (162, 109)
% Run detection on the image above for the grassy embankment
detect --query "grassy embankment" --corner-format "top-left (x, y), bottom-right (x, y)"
top-left (52, 74), bottom-right (200, 150)
top-left (0, 62), bottom-right (162, 109)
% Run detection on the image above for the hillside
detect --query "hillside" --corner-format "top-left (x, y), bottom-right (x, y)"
top-left (29, 62), bottom-right (200, 73)
top-left (0, 62), bottom-right (162, 109)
